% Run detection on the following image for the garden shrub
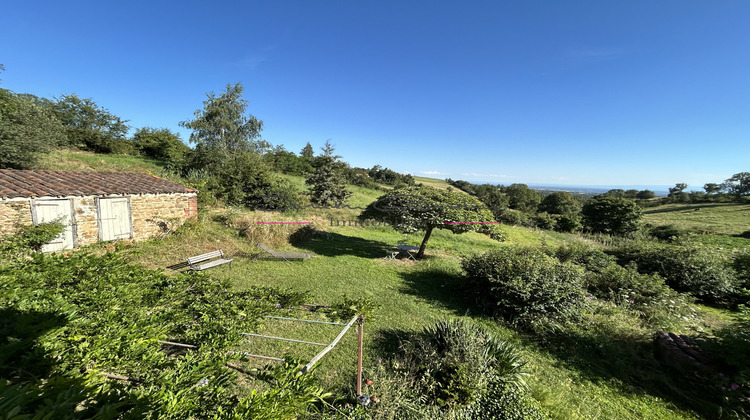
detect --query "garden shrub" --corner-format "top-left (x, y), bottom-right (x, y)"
top-left (0, 221), bottom-right (64, 259)
top-left (612, 242), bottom-right (738, 303)
top-left (462, 247), bottom-right (586, 324)
top-left (351, 320), bottom-right (536, 418)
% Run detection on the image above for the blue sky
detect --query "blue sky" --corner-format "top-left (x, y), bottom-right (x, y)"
top-left (2, 1), bottom-right (748, 188)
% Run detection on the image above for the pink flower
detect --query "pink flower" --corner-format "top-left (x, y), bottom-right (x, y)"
top-left (731, 384), bottom-right (740, 391)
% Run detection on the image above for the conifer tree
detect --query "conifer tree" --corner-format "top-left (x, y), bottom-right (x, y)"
top-left (305, 141), bottom-right (351, 206)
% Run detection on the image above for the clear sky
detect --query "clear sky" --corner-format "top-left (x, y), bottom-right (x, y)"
top-left (2, 1), bottom-right (748, 188)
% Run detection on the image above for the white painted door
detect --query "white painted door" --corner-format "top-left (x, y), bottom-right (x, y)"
top-left (98, 197), bottom-right (132, 241)
top-left (33, 199), bottom-right (75, 252)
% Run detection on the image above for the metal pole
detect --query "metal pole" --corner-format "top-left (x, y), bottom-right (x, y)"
top-left (241, 332), bottom-right (328, 346)
top-left (302, 315), bottom-right (358, 373)
top-left (356, 315), bottom-right (364, 396)
top-left (263, 315), bottom-right (348, 326)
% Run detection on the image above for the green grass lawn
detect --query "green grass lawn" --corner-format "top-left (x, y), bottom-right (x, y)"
top-left (124, 204), bottom-right (709, 419)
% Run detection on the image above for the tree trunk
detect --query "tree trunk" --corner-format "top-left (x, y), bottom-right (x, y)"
top-left (416, 225), bottom-right (434, 259)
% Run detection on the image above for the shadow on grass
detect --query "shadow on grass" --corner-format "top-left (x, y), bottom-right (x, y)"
top-left (293, 231), bottom-right (393, 258)
top-left (522, 323), bottom-right (727, 418)
top-left (397, 268), bottom-right (478, 316)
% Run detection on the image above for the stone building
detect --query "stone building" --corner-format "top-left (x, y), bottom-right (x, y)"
top-left (0, 169), bottom-right (197, 252)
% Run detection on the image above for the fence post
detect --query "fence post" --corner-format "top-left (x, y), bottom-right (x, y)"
top-left (356, 314), bottom-right (364, 396)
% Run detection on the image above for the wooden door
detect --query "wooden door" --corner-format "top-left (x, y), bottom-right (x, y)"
top-left (98, 197), bottom-right (132, 241)
top-left (32, 199), bottom-right (75, 252)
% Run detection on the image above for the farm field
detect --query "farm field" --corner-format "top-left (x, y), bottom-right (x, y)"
top-left (643, 203), bottom-right (750, 236)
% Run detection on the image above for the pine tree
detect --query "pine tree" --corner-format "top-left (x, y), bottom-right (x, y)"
top-left (305, 141), bottom-right (351, 206)
top-left (300, 142), bottom-right (314, 159)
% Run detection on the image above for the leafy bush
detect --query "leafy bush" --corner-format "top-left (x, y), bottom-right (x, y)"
top-left (704, 306), bottom-right (750, 416)
top-left (555, 213), bottom-right (582, 232)
top-left (553, 242), bottom-right (616, 273)
top-left (462, 247), bottom-right (586, 324)
top-left (495, 208), bottom-right (529, 226)
top-left (581, 195), bottom-right (642, 235)
top-left (612, 242), bottom-right (738, 303)
top-left (0, 222), bottom-right (64, 259)
top-left (455, 381), bottom-right (547, 420)
top-left (0, 248), bottom-right (329, 418)
top-left (647, 224), bottom-right (688, 242)
top-left (733, 251), bottom-right (750, 289)
top-left (323, 295), bottom-right (380, 322)
top-left (351, 320), bottom-right (535, 418)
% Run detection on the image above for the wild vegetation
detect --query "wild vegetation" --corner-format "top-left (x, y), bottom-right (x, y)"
top-left (2, 78), bottom-right (750, 418)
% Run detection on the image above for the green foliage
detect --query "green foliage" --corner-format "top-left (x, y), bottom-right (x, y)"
top-left (612, 242), bottom-right (738, 303)
top-left (637, 189), bottom-right (656, 199)
top-left (705, 306), bottom-right (750, 416)
top-left (505, 183), bottom-right (541, 213)
top-left (366, 165), bottom-right (415, 186)
top-left (647, 224), bottom-right (688, 242)
top-left (0, 221), bottom-right (64, 259)
top-left (0, 89), bottom-right (67, 169)
top-left (323, 296), bottom-right (380, 322)
top-left (668, 183), bottom-right (688, 196)
top-left (723, 172), bottom-right (750, 198)
top-left (455, 381), bottom-right (547, 420)
top-left (496, 208), bottom-right (530, 227)
top-left (305, 141), bottom-right (352, 207)
top-left (582, 195), bottom-right (643, 235)
top-left (538, 191), bottom-right (581, 215)
top-left (179, 82), bottom-right (264, 158)
top-left (555, 213), bottom-right (582, 232)
top-left (583, 263), bottom-right (695, 327)
top-left (733, 251), bottom-right (750, 290)
top-left (0, 249), bottom-right (327, 418)
top-left (265, 146), bottom-right (313, 175)
top-left (360, 185), bottom-right (504, 258)
top-left (53, 93), bottom-right (131, 154)
top-left (300, 142), bottom-right (314, 159)
top-left (197, 151), bottom-right (301, 211)
top-left (462, 247), bottom-right (586, 324)
top-left (132, 127), bottom-right (190, 168)
top-left (360, 320), bottom-right (532, 418)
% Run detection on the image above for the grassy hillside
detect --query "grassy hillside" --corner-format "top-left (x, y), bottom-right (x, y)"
top-left (643, 203), bottom-right (750, 236)
top-left (21, 152), bottom-right (745, 418)
top-left (38, 149), bottom-right (169, 174)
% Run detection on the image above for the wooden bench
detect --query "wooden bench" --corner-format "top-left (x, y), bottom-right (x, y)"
top-left (186, 250), bottom-right (233, 271)
top-left (256, 243), bottom-right (310, 261)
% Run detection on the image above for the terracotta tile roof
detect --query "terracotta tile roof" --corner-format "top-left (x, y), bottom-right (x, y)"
top-left (0, 170), bottom-right (197, 199)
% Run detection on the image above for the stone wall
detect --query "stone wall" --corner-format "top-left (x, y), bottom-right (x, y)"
top-left (73, 196), bottom-right (99, 246)
top-left (0, 193), bottom-right (198, 246)
top-left (0, 199), bottom-right (33, 237)
top-left (130, 193), bottom-right (198, 241)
